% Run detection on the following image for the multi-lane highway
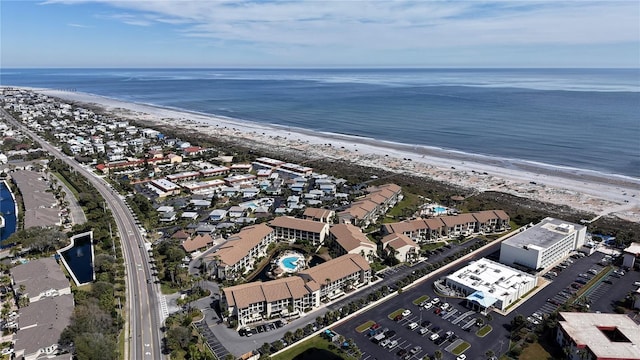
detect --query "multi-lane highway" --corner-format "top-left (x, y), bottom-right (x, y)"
top-left (1, 109), bottom-right (163, 359)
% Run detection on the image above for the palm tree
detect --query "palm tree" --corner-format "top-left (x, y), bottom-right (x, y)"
top-left (434, 350), bottom-right (443, 360)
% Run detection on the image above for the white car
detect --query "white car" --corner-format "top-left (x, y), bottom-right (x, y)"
top-left (457, 355), bottom-right (467, 360)
top-left (431, 297), bottom-right (440, 305)
top-left (423, 303), bottom-right (433, 310)
top-left (430, 333), bottom-right (440, 341)
top-left (402, 309), bottom-right (412, 317)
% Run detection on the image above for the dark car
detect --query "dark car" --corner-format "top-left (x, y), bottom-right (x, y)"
top-left (397, 349), bottom-right (408, 357)
top-left (394, 314), bottom-right (403, 321)
top-left (386, 330), bottom-right (396, 337)
top-left (371, 323), bottom-right (381, 330)
top-left (421, 320), bottom-right (431, 327)
top-left (432, 326), bottom-right (441, 332)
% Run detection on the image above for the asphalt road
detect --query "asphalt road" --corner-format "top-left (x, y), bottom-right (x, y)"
top-left (1, 109), bottom-right (164, 360)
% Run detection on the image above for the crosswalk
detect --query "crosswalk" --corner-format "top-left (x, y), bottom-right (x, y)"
top-left (159, 295), bottom-right (169, 321)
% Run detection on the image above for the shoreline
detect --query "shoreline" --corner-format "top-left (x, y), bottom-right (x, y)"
top-left (21, 87), bottom-right (640, 222)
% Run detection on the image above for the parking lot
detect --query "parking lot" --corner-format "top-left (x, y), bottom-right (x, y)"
top-left (335, 246), bottom-right (639, 360)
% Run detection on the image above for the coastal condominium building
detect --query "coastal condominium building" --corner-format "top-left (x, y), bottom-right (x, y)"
top-left (269, 216), bottom-right (330, 246)
top-left (500, 217), bottom-right (586, 271)
top-left (329, 223), bottom-right (377, 261)
top-left (303, 207), bottom-right (336, 223)
top-left (10, 258), bottom-right (71, 303)
top-left (338, 183), bottom-right (403, 227)
top-left (445, 258), bottom-right (537, 312)
top-left (381, 233), bottom-right (420, 263)
top-left (298, 253), bottom-right (372, 301)
top-left (556, 312), bottom-right (640, 360)
top-left (221, 253), bottom-right (371, 326)
top-left (13, 294), bottom-right (74, 360)
top-left (208, 224), bottom-right (275, 280)
top-left (382, 210), bottom-right (510, 243)
top-left (221, 276), bottom-right (319, 326)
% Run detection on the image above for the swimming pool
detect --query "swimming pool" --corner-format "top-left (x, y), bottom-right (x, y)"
top-left (277, 252), bottom-right (305, 273)
top-left (433, 206), bottom-right (447, 214)
top-left (281, 256), bottom-right (299, 270)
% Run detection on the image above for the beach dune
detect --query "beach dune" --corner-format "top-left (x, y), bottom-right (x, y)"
top-left (37, 88), bottom-right (640, 223)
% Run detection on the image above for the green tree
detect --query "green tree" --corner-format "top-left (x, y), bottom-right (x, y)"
top-left (74, 332), bottom-right (118, 360)
top-left (166, 326), bottom-right (191, 351)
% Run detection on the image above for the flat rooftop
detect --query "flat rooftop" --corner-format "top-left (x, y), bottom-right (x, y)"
top-left (503, 217), bottom-right (585, 250)
top-left (447, 258), bottom-right (537, 299)
top-left (559, 312), bottom-right (640, 360)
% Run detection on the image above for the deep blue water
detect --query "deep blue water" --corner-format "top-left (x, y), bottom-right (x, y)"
top-left (1, 68), bottom-right (638, 177)
top-left (0, 181), bottom-right (17, 242)
top-left (61, 234), bottom-right (94, 284)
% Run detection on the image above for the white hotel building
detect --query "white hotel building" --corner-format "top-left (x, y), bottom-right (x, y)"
top-left (500, 217), bottom-right (586, 271)
top-left (445, 258), bottom-right (537, 312)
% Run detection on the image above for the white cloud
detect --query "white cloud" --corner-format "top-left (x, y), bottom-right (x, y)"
top-left (48, 1), bottom-right (640, 49)
top-left (67, 23), bottom-right (91, 28)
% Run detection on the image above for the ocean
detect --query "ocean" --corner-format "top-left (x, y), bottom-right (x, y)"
top-left (1, 68), bottom-right (638, 177)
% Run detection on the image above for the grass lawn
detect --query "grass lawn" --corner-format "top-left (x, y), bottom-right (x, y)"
top-left (412, 295), bottom-right (430, 305)
top-left (519, 342), bottom-right (552, 360)
top-left (420, 242), bottom-right (445, 252)
top-left (356, 321), bottom-right (376, 333)
top-left (451, 341), bottom-right (470, 356)
top-left (271, 335), bottom-right (344, 360)
top-left (476, 325), bottom-right (492, 337)
top-left (388, 308), bottom-right (405, 320)
top-left (160, 283), bottom-right (179, 295)
top-left (385, 193), bottom-right (421, 222)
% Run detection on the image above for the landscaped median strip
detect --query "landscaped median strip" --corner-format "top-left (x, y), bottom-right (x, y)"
top-left (412, 295), bottom-right (430, 305)
top-left (356, 320), bottom-right (375, 333)
top-left (476, 324), bottom-right (492, 337)
top-left (388, 308), bottom-right (405, 320)
top-left (451, 341), bottom-right (471, 356)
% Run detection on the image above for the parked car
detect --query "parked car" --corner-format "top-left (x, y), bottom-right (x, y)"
top-left (386, 330), bottom-right (396, 337)
top-left (397, 349), bottom-right (408, 357)
top-left (429, 333), bottom-right (440, 341)
top-left (421, 320), bottom-right (431, 327)
top-left (408, 322), bottom-right (418, 330)
top-left (402, 309), bottom-right (412, 317)
top-left (410, 346), bottom-right (422, 354)
top-left (423, 302), bottom-right (433, 310)
top-left (394, 314), bottom-right (403, 321)
top-left (419, 327), bottom-right (429, 335)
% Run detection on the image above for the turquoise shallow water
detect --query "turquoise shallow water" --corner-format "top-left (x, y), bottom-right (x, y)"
top-left (2, 68), bottom-right (639, 177)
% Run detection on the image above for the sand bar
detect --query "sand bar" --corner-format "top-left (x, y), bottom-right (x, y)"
top-left (31, 88), bottom-right (640, 222)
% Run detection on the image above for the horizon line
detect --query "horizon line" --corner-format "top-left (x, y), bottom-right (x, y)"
top-left (2, 66), bottom-right (639, 70)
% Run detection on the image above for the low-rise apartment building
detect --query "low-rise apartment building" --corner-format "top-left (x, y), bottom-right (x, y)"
top-left (338, 183), bottom-right (402, 227)
top-left (381, 233), bottom-right (420, 263)
top-left (382, 210), bottom-right (510, 243)
top-left (208, 224), bottom-right (275, 280)
top-left (222, 276), bottom-right (319, 327)
top-left (269, 216), bottom-right (330, 246)
top-left (329, 224), bottom-right (377, 261)
top-left (14, 294), bottom-right (74, 360)
top-left (221, 253), bottom-right (371, 326)
top-left (302, 207), bottom-right (335, 223)
top-left (11, 258), bottom-right (71, 303)
top-left (298, 253), bottom-right (371, 301)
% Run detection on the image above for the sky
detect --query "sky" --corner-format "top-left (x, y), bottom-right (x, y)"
top-left (1, 0), bottom-right (639, 68)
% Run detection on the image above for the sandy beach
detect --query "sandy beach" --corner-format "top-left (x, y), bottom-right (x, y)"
top-left (36, 89), bottom-right (640, 222)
